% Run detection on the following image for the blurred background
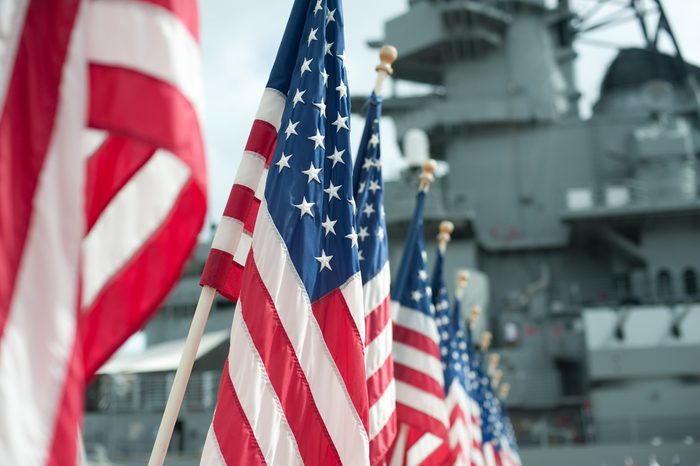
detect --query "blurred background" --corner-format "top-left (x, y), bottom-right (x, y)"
top-left (84, 1), bottom-right (700, 465)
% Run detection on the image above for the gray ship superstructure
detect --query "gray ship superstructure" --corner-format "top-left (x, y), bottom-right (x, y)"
top-left (375, 0), bottom-right (700, 464)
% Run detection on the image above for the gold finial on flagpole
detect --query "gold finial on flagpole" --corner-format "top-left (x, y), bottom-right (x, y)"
top-left (419, 159), bottom-right (437, 191)
top-left (499, 383), bottom-right (511, 400)
top-left (480, 330), bottom-right (493, 351)
top-left (374, 45), bottom-right (398, 96)
top-left (437, 221), bottom-right (454, 252)
top-left (488, 352), bottom-right (501, 373)
top-left (469, 305), bottom-right (482, 330)
top-left (492, 369), bottom-right (504, 388)
top-left (456, 270), bottom-right (470, 300)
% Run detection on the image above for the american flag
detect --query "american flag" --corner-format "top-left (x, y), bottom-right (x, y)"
top-left (499, 405), bottom-right (522, 466)
top-left (467, 328), bottom-right (487, 466)
top-left (353, 92), bottom-right (397, 464)
top-left (489, 396), bottom-right (520, 466)
top-left (0, 1), bottom-right (206, 463)
top-left (478, 363), bottom-right (502, 466)
top-left (200, 0), bottom-right (371, 464)
top-left (389, 174), bottom-right (450, 465)
top-left (434, 262), bottom-right (473, 465)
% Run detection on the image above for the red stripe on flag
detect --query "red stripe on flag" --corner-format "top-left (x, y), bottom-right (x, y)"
top-left (88, 64), bottom-right (204, 172)
top-left (367, 354), bottom-right (393, 406)
top-left (85, 136), bottom-right (156, 231)
top-left (201, 256), bottom-right (245, 302)
top-left (212, 360), bottom-right (266, 465)
top-left (393, 324), bottom-right (441, 358)
top-left (137, 0), bottom-right (200, 41)
top-left (200, 248), bottom-right (235, 293)
top-left (450, 404), bottom-right (467, 426)
top-left (245, 119), bottom-right (278, 165)
top-left (312, 289), bottom-right (370, 433)
top-left (394, 363), bottom-right (445, 399)
top-left (369, 410), bottom-right (397, 466)
top-left (223, 184), bottom-right (256, 226)
top-left (83, 62), bottom-right (206, 377)
top-left (395, 404), bottom-right (447, 440)
top-left (82, 180), bottom-right (205, 377)
top-left (46, 329), bottom-right (84, 466)
top-left (240, 258), bottom-right (342, 465)
top-left (404, 427), bottom-right (451, 466)
top-left (365, 295), bottom-right (390, 345)
top-left (0, 0), bottom-right (81, 339)
top-left (245, 197), bottom-right (262, 233)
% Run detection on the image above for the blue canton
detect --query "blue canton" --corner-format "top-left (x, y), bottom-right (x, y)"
top-left (392, 187), bottom-right (434, 318)
top-left (265, 0), bottom-right (360, 302)
top-left (432, 248), bottom-right (454, 382)
top-left (352, 93), bottom-right (387, 284)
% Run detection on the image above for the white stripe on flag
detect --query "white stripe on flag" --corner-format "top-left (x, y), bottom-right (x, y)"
top-left (228, 309), bottom-right (303, 466)
top-left (392, 304), bottom-right (441, 344)
top-left (235, 151), bottom-right (266, 193)
top-left (200, 425), bottom-right (226, 466)
top-left (395, 381), bottom-right (449, 426)
top-left (211, 217), bottom-right (244, 256)
top-left (407, 433), bottom-right (443, 466)
top-left (369, 379), bottom-right (396, 439)
top-left (255, 88), bottom-right (286, 131)
top-left (0, 7), bottom-right (87, 461)
top-left (363, 262), bottom-right (390, 316)
top-left (82, 149), bottom-right (190, 308)
top-left (252, 204), bottom-right (370, 465)
top-left (87, 0), bottom-right (204, 119)
top-left (389, 425), bottom-right (409, 466)
top-left (393, 342), bottom-right (445, 386)
top-left (340, 273), bottom-right (366, 345)
top-left (365, 321), bottom-right (392, 378)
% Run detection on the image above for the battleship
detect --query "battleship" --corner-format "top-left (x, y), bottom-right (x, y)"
top-left (84, 1), bottom-right (700, 465)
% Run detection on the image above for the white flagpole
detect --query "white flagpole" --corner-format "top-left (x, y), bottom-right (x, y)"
top-left (148, 285), bottom-right (216, 466)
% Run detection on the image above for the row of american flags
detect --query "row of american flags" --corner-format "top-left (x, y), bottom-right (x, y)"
top-left (0, 0), bottom-right (522, 464)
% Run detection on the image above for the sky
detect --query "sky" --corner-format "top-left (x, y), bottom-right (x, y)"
top-left (198, 0), bottom-right (700, 223)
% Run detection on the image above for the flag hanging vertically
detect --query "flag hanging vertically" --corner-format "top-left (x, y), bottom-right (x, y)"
top-left (200, 0), bottom-right (371, 464)
top-left (353, 92), bottom-right (397, 464)
top-left (437, 266), bottom-right (474, 465)
top-left (389, 162), bottom-right (450, 465)
top-left (0, 1), bottom-right (206, 463)
top-left (466, 320), bottom-right (487, 466)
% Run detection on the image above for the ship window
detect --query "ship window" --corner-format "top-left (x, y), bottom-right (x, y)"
top-left (656, 269), bottom-right (673, 301)
top-left (683, 268), bottom-right (698, 298)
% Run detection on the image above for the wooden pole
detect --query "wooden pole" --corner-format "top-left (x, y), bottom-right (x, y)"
top-left (374, 45), bottom-right (397, 96)
top-left (437, 220), bottom-right (454, 253)
top-left (148, 285), bottom-right (217, 465)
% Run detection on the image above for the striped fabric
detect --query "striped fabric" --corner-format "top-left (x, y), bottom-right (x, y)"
top-left (353, 93), bottom-right (397, 464)
top-left (0, 0), bottom-right (205, 463)
top-left (200, 0), bottom-right (371, 464)
top-left (199, 88), bottom-right (281, 301)
top-left (467, 333), bottom-right (486, 466)
top-left (389, 180), bottom-right (449, 465)
top-left (433, 250), bottom-right (471, 466)
top-left (81, 0), bottom-right (207, 377)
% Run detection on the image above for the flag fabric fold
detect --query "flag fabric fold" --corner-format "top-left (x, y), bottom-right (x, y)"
top-left (466, 326), bottom-right (486, 466)
top-left (433, 256), bottom-right (472, 466)
top-left (353, 92), bottom-right (397, 464)
top-left (0, 0), bottom-right (207, 463)
top-left (389, 185), bottom-right (450, 465)
top-left (200, 0), bottom-right (371, 464)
